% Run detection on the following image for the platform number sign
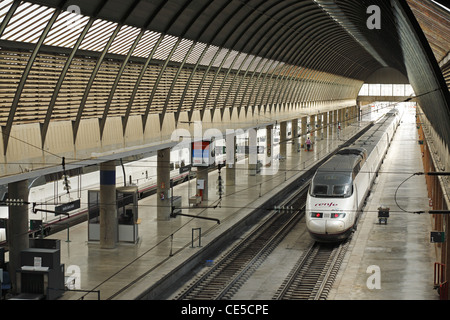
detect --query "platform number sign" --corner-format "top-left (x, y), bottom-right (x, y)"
top-left (431, 231), bottom-right (445, 243)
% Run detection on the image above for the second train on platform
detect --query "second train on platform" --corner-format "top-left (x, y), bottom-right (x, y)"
top-left (306, 108), bottom-right (401, 242)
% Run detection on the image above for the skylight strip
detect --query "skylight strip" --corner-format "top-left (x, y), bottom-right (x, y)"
top-left (153, 34), bottom-right (178, 60)
top-left (185, 42), bottom-right (207, 65)
top-left (79, 19), bottom-right (117, 52)
top-left (1, 3), bottom-right (53, 43)
top-left (211, 48), bottom-right (229, 68)
top-left (108, 25), bottom-right (141, 55)
top-left (171, 38), bottom-right (193, 63)
top-left (0, 0), bottom-right (14, 26)
top-left (44, 11), bottom-right (89, 48)
top-left (131, 30), bottom-right (161, 58)
top-left (199, 45), bottom-right (219, 66)
top-left (221, 50), bottom-right (239, 69)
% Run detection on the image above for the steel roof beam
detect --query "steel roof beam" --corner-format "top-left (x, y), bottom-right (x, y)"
top-left (2, 1), bottom-right (65, 155)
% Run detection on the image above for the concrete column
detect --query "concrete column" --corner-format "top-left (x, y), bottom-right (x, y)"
top-left (301, 117), bottom-right (307, 148)
top-left (226, 132), bottom-right (236, 186)
top-left (345, 107), bottom-right (349, 126)
top-left (196, 166), bottom-right (209, 201)
top-left (157, 148), bottom-right (171, 221)
top-left (280, 121), bottom-right (287, 159)
top-left (338, 109), bottom-right (343, 129)
top-left (100, 161), bottom-right (117, 249)
top-left (323, 112), bottom-right (328, 138)
top-left (317, 114), bottom-right (323, 140)
top-left (7, 180), bottom-right (29, 293)
top-left (266, 124), bottom-right (273, 166)
top-left (291, 119), bottom-right (299, 152)
top-left (310, 114), bottom-right (316, 142)
top-left (248, 127), bottom-right (258, 175)
top-left (352, 106), bottom-right (357, 124)
top-left (349, 106), bottom-right (354, 124)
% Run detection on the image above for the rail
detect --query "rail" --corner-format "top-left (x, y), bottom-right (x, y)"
top-left (273, 240), bottom-right (350, 300)
top-left (174, 185), bottom-right (309, 300)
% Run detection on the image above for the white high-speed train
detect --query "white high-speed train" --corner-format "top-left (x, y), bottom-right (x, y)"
top-left (306, 108), bottom-right (401, 242)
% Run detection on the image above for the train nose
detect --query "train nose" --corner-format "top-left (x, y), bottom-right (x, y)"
top-left (307, 219), bottom-right (326, 234)
top-left (307, 219), bottom-right (346, 235)
top-left (325, 220), bottom-right (345, 234)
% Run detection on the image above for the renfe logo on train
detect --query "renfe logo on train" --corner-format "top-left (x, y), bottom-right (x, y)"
top-left (314, 202), bottom-right (338, 207)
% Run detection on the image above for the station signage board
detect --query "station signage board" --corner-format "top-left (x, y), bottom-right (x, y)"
top-left (430, 231), bottom-right (445, 243)
top-left (192, 140), bottom-right (215, 167)
top-left (55, 199), bottom-right (81, 215)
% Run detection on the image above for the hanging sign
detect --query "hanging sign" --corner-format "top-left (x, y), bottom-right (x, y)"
top-left (192, 140), bottom-right (215, 167)
top-left (55, 199), bottom-right (80, 215)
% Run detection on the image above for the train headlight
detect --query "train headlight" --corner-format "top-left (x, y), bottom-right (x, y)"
top-left (311, 212), bottom-right (323, 218)
top-left (331, 213), bottom-right (346, 219)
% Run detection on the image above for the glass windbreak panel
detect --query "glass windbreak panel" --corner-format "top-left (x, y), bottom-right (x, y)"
top-left (380, 84), bottom-right (393, 96)
top-left (368, 84), bottom-right (381, 96)
top-left (358, 83), bottom-right (415, 97)
top-left (393, 84), bottom-right (405, 96)
top-left (404, 84), bottom-right (415, 96)
top-left (358, 83), bottom-right (369, 95)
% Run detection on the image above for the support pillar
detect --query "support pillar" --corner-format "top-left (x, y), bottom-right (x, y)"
top-left (226, 132), bottom-right (236, 186)
top-left (310, 114), bottom-right (316, 142)
top-left (280, 121), bottom-right (287, 159)
top-left (266, 124), bottom-right (273, 166)
top-left (100, 161), bottom-right (117, 249)
top-left (345, 107), bottom-right (349, 126)
top-left (291, 119), bottom-right (299, 152)
top-left (248, 127), bottom-right (258, 175)
top-left (157, 148), bottom-right (171, 221)
top-left (301, 117), bottom-right (307, 148)
top-left (323, 112), bottom-right (328, 138)
top-left (317, 114), bottom-right (323, 140)
top-left (7, 180), bottom-right (29, 294)
top-left (196, 166), bottom-right (209, 202)
top-left (349, 106), bottom-right (354, 124)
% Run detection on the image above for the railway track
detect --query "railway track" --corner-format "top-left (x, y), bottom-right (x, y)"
top-left (174, 187), bottom-right (308, 300)
top-left (273, 240), bottom-right (350, 300)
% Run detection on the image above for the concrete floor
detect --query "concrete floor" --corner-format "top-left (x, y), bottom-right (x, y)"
top-left (329, 106), bottom-right (438, 300)
top-left (21, 105), bottom-right (437, 301)
top-left (50, 115), bottom-right (365, 300)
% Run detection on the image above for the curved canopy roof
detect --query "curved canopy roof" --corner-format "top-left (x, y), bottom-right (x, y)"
top-left (0, 0), bottom-right (448, 158)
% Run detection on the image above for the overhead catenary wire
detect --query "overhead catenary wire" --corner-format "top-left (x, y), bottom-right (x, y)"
top-left (394, 171), bottom-right (450, 214)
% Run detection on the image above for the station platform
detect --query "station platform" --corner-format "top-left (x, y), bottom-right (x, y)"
top-left (30, 106), bottom-right (437, 301)
top-left (49, 115), bottom-right (366, 300)
top-left (329, 107), bottom-right (438, 300)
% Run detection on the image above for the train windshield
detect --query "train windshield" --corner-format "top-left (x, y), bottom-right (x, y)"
top-left (310, 172), bottom-right (353, 198)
